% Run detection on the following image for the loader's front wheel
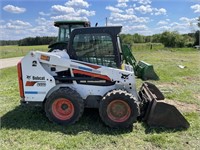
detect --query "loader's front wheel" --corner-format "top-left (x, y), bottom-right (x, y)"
top-left (99, 90), bottom-right (140, 128)
top-left (45, 88), bottom-right (84, 125)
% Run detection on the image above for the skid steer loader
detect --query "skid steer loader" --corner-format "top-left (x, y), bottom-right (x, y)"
top-left (17, 26), bottom-right (189, 129)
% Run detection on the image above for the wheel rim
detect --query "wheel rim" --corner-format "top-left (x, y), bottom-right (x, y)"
top-left (107, 100), bottom-right (131, 122)
top-left (52, 98), bottom-right (74, 120)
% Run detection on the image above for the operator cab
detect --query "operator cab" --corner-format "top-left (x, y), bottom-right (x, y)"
top-left (55, 21), bottom-right (90, 42)
top-left (68, 26), bottom-right (123, 68)
top-left (48, 20), bottom-right (90, 51)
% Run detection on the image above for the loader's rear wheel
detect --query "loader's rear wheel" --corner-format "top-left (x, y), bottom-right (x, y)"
top-left (52, 98), bottom-right (74, 120)
top-left (99, 90), bottom-right (140, 128)
top-left (45, 88), bottom-right (84, 125)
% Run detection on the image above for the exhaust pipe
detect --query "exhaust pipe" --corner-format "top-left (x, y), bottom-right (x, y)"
top-left (139, 82), bottom-right (190, 129)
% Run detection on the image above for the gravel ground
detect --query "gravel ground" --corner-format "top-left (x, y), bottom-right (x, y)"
top-left (0, 57), bottom-right (23, 69)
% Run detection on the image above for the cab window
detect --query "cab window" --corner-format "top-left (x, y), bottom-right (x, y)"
top-left (72, 33), bottom-right (117, 67)
top-left (58, 25), bottom-right (84, 42)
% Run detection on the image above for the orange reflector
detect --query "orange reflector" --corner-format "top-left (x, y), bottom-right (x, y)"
top-left (40, 55), bottom-right (50, 61)
top-left (17, 62), bottom-right (24, 98)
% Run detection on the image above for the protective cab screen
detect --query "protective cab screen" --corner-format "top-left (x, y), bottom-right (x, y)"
top-left (73, 33), bottom-right (117, 68)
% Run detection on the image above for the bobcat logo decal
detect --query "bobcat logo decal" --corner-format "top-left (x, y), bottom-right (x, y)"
top-left (121, 74), bottom-right (130, 79)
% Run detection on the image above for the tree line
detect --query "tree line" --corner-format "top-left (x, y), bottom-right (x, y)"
top-left (0, 40), bottom-right (18, 46)
top-left (120, 30), bottom-right (199, 48)
top-left (121, 17), bottom-right (200, 48)
top-left (0, 36), bottom-right (56, 46)
top-left (18, 36), bottom-right (56, 46)
top-left (0, 31), bottom-right (199, 48)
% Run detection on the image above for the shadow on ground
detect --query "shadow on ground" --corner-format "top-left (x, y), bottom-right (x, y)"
top-left (1, 105), bottom-right (133, 135)
top-left (1, 105), bottom-right (185, 135)
top-left (140, 122), bottom-right (187, 134)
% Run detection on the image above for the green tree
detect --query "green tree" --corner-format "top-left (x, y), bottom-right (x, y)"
top-left (194, 31), bottom-right (199, 46)
top-left (152, 34), bottom-right (162, 43)
top-left (196, 17), bottom-right (200, 46)
top-left (160, 31), bottom-right (186, 48)
top-left (120, 34), bottom-right (134, 45)
top-left (132, 33), bottom-right (145, 43)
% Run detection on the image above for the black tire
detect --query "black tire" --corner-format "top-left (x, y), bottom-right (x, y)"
top-left (99, 90), bottom-right (140, 128)
top-left (45, 88), bottom-right (84, 125)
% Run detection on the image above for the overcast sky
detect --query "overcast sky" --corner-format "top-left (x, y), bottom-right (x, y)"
top-left (0, 0), bottom-right (200, 40)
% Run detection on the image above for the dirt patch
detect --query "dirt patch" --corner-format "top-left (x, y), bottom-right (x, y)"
top-left (158, 82), bottom-right (180, 88)
top-left (184, 76), bottom-right (200, 83)
top-left (194, 94), bottom-right (200, 101)
top-left (164, 99), bottom-right (200, 113)
top-left (157, 82), bottom-right (180, 93)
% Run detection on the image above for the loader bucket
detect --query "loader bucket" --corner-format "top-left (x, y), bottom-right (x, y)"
top-left (139, 82), bottom-right (190, 129)
top-left (145, 99), bottom-right (190, 129)
top-left (135, 61), bottom-right (159, 81)
top-left (121, 45), bottom-right (159, 81)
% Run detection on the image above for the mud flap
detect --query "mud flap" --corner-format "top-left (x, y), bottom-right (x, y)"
top-left (139, 82), bottom-right (190, 129)
top-left (135, 61), bottom-right (159, 81)
top-left (145, 99), bottom-right (190, 129)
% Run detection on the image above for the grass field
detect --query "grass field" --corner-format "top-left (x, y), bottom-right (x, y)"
top-left (0, 46), bottom-right (200, 149)
top-left (131, 43), bottom-right (165, 51)
top-left (0, 45), bottom-right (48, 59)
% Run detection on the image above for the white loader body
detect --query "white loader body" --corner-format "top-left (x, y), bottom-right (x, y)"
top-left (18, 50), bottom-right (138, 104)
